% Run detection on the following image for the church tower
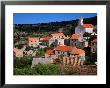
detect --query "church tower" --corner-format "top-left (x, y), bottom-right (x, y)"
top-left (78, 16), bottom-right (83, 26)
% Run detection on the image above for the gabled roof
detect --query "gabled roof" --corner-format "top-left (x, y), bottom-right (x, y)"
top-left (51, 33), bottom-right (65, 36)
top-left (55, 46), bottom-right (76, 52)
top-left (28, 37), bottom-right (39, 41)
top-left (71, 34), bottom-right (81, 39)
top-left (46, 50), bottom-right (54, 55)
top-left (83, 24), bottom-right (93, 28)
top-left (71, 49), bottom-right (85, 56)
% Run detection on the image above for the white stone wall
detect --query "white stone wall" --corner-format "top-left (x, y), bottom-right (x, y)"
top-left (53, 36), bottom-right (59, 39)
top-left (29, 40), bottom-right (39, 47)
top-left (75, 26), bottom-right (85, 35)
top-left (57, 39), bottom-right (64, 46)
top-left (85, 28), bottom-right (93, 33)
top-left (31, 58), bottom-right (51, 67)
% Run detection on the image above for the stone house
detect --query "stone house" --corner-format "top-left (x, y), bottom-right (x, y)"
top-left (45, 49), bottom-right (57, 63)
top-left (51, 33), bottom-right (66, 46)
top-left (13, 48), bottom-right (23, 57)
top-left (42, 45), bottom-right (85, 66)
top-left (55, 46), bottom-right (77, 56)
top-left (70, 34), bottom-right (84, 48)
top-left (57, 39), bottom-right (65, 46)
top-left (28, 37), bottom-right (39, 47)
top-left (63, 48), bottom-right (85, 66)
top-left (51, 33), bottom-right (65, 39)
top-left (40, 37), bottom-right (54, 47)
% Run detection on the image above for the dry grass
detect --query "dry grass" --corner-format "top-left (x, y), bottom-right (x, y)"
top-left (61, 65), bottom-right (97, 75)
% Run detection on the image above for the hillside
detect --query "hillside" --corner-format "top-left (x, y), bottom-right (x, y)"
top-left (14, 16), bottom-right (97, 35)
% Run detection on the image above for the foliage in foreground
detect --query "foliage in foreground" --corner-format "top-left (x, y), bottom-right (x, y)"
top-left (14, 64), bottom-right (61, 75)
top-left (14, 56), bottom-right (33, 69)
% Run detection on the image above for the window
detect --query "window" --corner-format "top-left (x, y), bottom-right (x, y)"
top-left (93, 48), bottom-right (95, 52)
top-left (75, 43), bottom-right (76, 46)
top-left (58, 51), bottom-right (60, 54)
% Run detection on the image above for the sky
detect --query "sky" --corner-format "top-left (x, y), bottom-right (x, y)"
top-left (13, 13), bottom-right (97, 24)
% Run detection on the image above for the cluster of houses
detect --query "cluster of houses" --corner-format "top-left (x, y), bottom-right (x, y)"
top-left (14, 16), bottom-right (97, 67)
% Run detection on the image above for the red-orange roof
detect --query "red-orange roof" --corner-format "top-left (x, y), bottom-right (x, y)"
top-left (71, 49), bottom-right (85, 56)
top-left (83, 24), bottom-right (93, 28)
top-left (46, 50), bottom-right (54, 55)
top-left (40, 37), bottom-right (51, 41)
top-left (51, 33), bottom-right (65, 36)
top-left (28, 37), bottom-right (39, 41)
top-left (55, 46), bottom-right (76, 52)
top-left (71, 34), bottom-right (81, 39)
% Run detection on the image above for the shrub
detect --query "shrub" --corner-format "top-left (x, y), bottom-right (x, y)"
top-left (14, 68), bottom-right (39, 75)
top-left (14, 56), bottom-right (33, 68)
top-left (33, 64), bottom-right (61, 75)
top-left (14, 64), bottom-right (61, 75)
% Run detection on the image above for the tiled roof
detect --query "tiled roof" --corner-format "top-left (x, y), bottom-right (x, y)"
top-left (28, 37), bottom-right (39, 41)
top-left (71, 34), bottom-right (81, 39)
top-left (51, 33), bottom-right (65, 36)
top-left (71, 49), bottom-right (85, 56)
top-left (83, 24), bottom-right (93, 28)
top-left (55, 46), bottom-right (76, 52)
top-left (46, 50), bottom-right (54, 55)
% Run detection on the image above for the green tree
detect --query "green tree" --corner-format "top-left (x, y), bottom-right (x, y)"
top-left (14, 56), bottom-right (33, 68)
top-left (14, 64), bottom-right (61, 75)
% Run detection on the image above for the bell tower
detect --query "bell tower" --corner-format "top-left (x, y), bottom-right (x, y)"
top-left (78, 16), bottom-right (83, 26)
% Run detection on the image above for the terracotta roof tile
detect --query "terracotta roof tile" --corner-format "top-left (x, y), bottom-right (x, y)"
top-left (55, 46), bottom-right (76, 52)
top-left (46, 50), bottom-right (54, 55)
top-left (71, 34), bottom-right (81, 39)
top-left (83, 24), bottom-right (93, 28)
top-left (71, 49), bottom-right (85, 56)
top-left (51, 33), bottom-right (65, 36)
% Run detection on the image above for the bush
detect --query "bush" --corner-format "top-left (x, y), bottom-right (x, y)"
top-left (14, 68), bottom-right (39, 75)
top-left (90, 52), bottom-right (97, 63)
top-left (14, 64), bottom-right (61, 75)
top-left (38, 48), bottom-right (45, 56)
top-left (33, 64), bottom-right (61, 75)
top-left (85, 56), bottom-right (90, 62)
top-left (14, 56), bottom-right (33, 68)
